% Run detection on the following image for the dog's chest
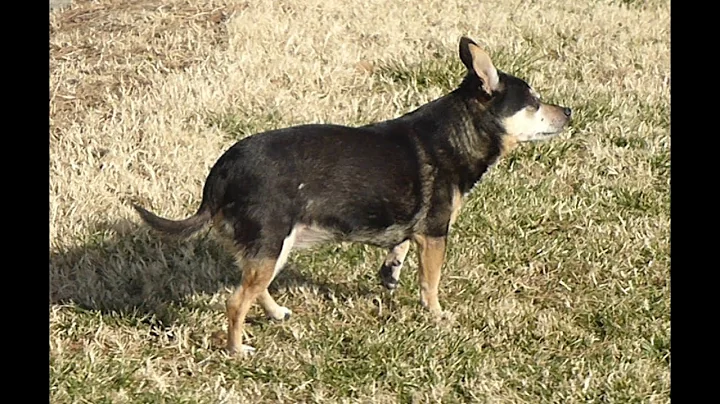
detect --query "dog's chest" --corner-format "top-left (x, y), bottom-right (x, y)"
top-left (449, 186), bottom-right (464, 226)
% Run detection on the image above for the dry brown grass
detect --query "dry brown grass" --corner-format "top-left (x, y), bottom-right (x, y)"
top-left (50, 0), bottom-right (670, 402)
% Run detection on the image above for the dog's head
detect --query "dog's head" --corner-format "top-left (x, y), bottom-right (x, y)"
top-left (459, 37), bottom-right (572, 142)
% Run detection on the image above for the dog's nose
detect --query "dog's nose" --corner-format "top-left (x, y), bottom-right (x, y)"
top-left (563, 107), bottom-right (572, 118)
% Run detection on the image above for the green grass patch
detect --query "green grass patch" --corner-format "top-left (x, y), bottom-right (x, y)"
top-left (51, 0), bottom-right (670, 401)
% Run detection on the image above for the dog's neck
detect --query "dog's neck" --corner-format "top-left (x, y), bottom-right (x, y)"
top-left (387, 77), bottom-right (506, 194)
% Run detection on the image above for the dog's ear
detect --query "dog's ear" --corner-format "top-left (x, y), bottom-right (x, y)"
top-left (459, 37), bottom-right (499, 95)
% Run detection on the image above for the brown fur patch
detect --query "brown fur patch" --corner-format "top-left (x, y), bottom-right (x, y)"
top-left (544, 104), bottom-right (570, 123)
top-left (501, 134), bottom-right (519, 157)
top-left (211, 211), bottom-right (245, 259)
top-left (212, 211), bottom-right (234, 237)
top-left (226, 257), bottom-right (276, 353)
top-left (449, 186), bottom-right (463, 226)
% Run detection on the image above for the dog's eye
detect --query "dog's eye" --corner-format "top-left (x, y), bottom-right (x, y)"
top-left (525, 94), bottom-right (540, 111)
top-left (532, 97), bottom-right (542, 109)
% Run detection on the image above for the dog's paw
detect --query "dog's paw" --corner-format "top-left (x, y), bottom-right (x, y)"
top-left (226, 344), bottom-right (257, 356)
top-left (423, 307), bottom-right (455, 324)
top-left (427, 306), bottom-right (443, 318)
top-left (378, 262), bottom-right (400, 290)
top-left (421, 301), bottom-right (454, 321)
top-left (267, 306), bottom-right (292, 321)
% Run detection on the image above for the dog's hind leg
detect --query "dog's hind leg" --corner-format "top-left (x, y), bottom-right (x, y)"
top-left (225, 226), bottom-right (298, 354)
top-left (413, 235), bottom-right (447, 317)
top-left (225, 256), bottom-right (278, 355)
top-left (257, 228), bottom-right (296, 321)
top-left (378, 240), bottom-right (411, 290)
top-left (257, 289), bottom-right (292, 321)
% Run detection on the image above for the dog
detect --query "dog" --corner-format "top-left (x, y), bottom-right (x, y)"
top-left (133, 36), bottom-right (572, 354)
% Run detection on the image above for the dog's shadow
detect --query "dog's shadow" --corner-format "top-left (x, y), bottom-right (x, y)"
top-left (50, 219), bottom-right (380, 327)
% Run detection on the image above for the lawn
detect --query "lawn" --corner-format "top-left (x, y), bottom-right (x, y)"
top-left (50, 0), bottom-right (670, 402)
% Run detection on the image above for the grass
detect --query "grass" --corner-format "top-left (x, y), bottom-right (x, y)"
top-left (50, 0), bottom-right (670, 402)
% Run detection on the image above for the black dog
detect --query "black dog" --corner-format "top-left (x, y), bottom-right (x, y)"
top-left (134, 36), bottom-right (572, 354)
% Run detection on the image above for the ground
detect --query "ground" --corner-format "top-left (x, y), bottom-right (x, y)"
top-left (50, 0), bottom-right (670, 402)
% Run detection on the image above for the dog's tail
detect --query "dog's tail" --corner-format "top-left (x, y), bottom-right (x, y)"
top-left (133, 203), bottom-right (212, 238)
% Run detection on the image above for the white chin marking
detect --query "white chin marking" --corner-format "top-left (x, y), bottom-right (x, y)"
top-left (517, 132), bottom-right (557, 142)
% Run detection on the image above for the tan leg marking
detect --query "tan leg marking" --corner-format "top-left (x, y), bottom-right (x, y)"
top-left (449, 186), bottom-right (464, 227)
top-left (413, 235), bottom-right (447, 316)
top-left (226, 258), bottom-right (276, 354)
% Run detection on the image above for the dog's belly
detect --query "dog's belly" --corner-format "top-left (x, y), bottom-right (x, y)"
top-left (292, 222), bottom-right (409, 250)
top-left (292, 224), bottom-right (337, 249)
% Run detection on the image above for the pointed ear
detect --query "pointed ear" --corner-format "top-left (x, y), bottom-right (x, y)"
top-left (458, 37), bottom-right (499, 94)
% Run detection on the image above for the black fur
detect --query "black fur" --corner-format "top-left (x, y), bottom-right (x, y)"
top-left (133, 204), bottom-right (211, 238)
top-left (134, 38), bottom-right (565, 262)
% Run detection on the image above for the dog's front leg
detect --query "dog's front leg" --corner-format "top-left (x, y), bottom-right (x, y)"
top-left (413, 235), bottom-right (447, 317)
top-left (378, 240), bottom-right (411, 290)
